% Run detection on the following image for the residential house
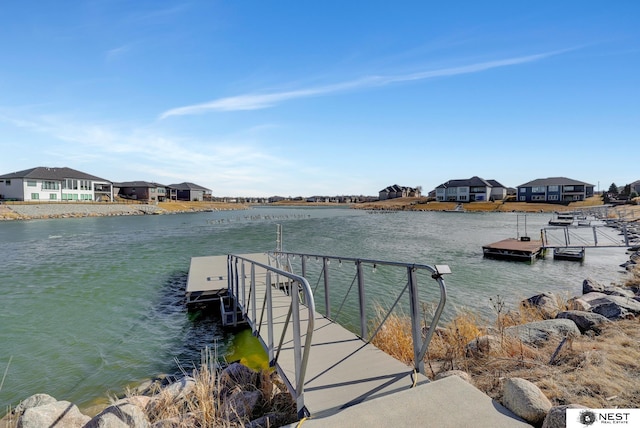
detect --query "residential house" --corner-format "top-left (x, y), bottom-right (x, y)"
top-left (629, 180), bottom-right (640, 196)
top-left (0, 166), bottom-right (113, 202)
top-left (167, 182), bottom-right (212, 201)
top-left (435, 176), bottom-right (506, 202)
top-left (378, 184), bottom-right (421, 200)
top-left (114, 181), bottom-right (168, 202)
top-left (516, 177), bottom-right (594, 203)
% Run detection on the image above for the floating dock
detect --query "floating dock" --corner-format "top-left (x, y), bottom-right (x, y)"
top-left (185, 253), bottom-right (270, 305)
top-left (482, 238), bottom-right (545, 262)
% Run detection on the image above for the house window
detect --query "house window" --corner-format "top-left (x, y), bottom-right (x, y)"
top-left (43, 181), bottom-right (59, 190)
top-left (548, 195), bottom-right (559, 201)
top-left (5, 180), bottom-right (11, 186)
top-left (64, 179), bottom-right (78, 190)
top-left (27, 180), bottom-right (37, 187)
top-left (532, 186), bottom-right (545, 193)
top-left (519, 196), bottom-right (526, 201)
top-left (519, 188), bottom-right (525, 193)
top-left (532, 195), bottom-right (546, 201)
top-left (564, 186), bottom-right (574, 191)
top-left (50, 193), bottom-right (57, 200)
top-left (548, 185), bottom-right (559, 192)
top-left (80, 180), bottom-right (91, 190)
top-left (31, 193), bottom-right (39, 200)
top-left (459, 195), bottom-right (467, 201)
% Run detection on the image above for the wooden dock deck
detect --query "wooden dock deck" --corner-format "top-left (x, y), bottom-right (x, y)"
top-left (482, 238), bottom-right (545, 262)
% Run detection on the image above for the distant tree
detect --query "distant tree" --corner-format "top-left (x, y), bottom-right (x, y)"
top-left (623, 184), bottom-right (631, 196)
top-left (608, 183), bottom-right (618, 195)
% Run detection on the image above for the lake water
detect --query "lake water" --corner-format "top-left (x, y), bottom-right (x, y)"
top-left (0, 206), bottom-right (630, 412)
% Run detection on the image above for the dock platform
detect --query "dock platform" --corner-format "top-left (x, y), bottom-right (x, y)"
top-left (185, 253), bottom-right (270, 305)
top-left (482, 238), bottom-right (545, 262)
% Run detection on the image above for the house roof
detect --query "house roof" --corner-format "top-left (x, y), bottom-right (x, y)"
top-left (114, 181), bottom-right (167, 188)
top-left (0, 166), bottom-right (111, 182)
top-left (486, 179), bottom-right (506, 188)
top-left (168, 182), bottom-right (211, 192)
top-left (517, 177), bottom-right (594, 188)
top-left (379, 184), bottom-right (417, 193)
top-left (436, 176), bottom-right (492, 189)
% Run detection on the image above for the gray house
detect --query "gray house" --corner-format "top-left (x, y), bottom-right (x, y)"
top-left (114, 181), bottom-right (168, 202)
top-left (435, 176), bottom-right (506, 202)
top-left (168, 182), bottom-right (212, 201)
top-left (516, 177), bottom-right (594, 203)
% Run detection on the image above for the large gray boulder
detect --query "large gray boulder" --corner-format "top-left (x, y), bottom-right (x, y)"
top-left (502, 378), bottom-right (552, 425)
top-left (223, 389), bottom-right (263, 423)
top-left (556, 310), bottom-right (611, 334)
top-left (434, 370), bottom-right (473, 384)
top-left (17, 400), bottom-right (90, 428)
top-left (12, 393), bottom-right (57, 416)
top-left (542, 404), bottom-right (588, 428)
top-left (220, 362), bottom-right (258, 396)
top-left (522, 292), bottom-right (560, 319)
top-left (580, 292), bottom-right (640, 319)
top-left (465, 335), bottom-right (502, 357)
top-left (504, 319), bottom-right (581, 346)
top-left (84, 402), bottom-right (150, 428)
top-left (582, 278), bottom-right (605, 294)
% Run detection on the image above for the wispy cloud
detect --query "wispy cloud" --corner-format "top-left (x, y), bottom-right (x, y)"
top-left (106, 44), bottom-right (132, 62)
top-left (160, 49), bottom-right (570, 119)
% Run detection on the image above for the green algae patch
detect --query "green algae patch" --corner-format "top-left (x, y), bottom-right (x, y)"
top-left (226, 328), bottom-right (269, 371)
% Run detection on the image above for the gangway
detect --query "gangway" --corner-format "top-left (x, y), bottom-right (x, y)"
top-left (226, 252), bottom-right (450, 418)
top-left (187, 251), bottom-right (532, 425)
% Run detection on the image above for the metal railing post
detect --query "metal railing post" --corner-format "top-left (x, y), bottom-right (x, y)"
top-left (356, 260), bottom-right (367, 339)
top-left (323, 257), bottom-right (330, 318)
top-left (266, 271), bottom-right (275, 364)
top-left (251, 263), bottom-right (257, 330)
top-left (291, 279), bottom-right (304, 416)
top-left (407, 266), bottom-right (425, 375)
top-left (240, 261), bottom-right (246, 316)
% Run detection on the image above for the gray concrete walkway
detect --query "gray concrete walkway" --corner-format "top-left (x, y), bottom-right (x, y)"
top-left (285, 375), bottom-right (532, 427)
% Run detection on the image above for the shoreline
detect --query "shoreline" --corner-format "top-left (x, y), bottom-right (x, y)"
top-left (0, 201), bottom-right (249, 221)
top-left (2, 198), bottom-right (637, 222)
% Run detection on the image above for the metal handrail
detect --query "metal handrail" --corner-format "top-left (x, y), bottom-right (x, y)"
top-left (227, 254), bottom-right (315, 418)
top-left (271, 251), bottom-right (449, 376)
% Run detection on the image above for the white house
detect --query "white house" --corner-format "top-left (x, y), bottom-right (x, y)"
top-left (0, 167), bottom-right (113, 202)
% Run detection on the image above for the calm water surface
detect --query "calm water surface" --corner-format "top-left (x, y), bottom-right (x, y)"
top-left (0, 207), bottom-right (630, 411)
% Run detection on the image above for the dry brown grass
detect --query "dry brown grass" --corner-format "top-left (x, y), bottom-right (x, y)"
top-left (357, 195), bottom-right (608, 213)
top-left (371, 300), bottom-right (640, 409)
top-left (140, 350), bottom-right (296, 427)
top-left (157, 201), bottom-right (247, 212)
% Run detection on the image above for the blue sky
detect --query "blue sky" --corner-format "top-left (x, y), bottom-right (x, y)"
top-left (1, 1), bottom-right (638, 197)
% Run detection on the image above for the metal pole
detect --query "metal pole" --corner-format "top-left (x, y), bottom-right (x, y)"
top-left (251, 263), bottom-right (257, 331)
top-left (266, 271), bottom-right (274, 364)
top-left (323, 257), bottom-right (330, 318)
top-left (407, 266), bottom-right (424, 375)
top-left (356, 260), bottom-right (367, 339)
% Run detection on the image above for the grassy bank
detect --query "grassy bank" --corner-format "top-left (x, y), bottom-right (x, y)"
top-left (354, 196), bottom-right (617, 213)
top-left (371, 266), bottom-right (640, 409)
